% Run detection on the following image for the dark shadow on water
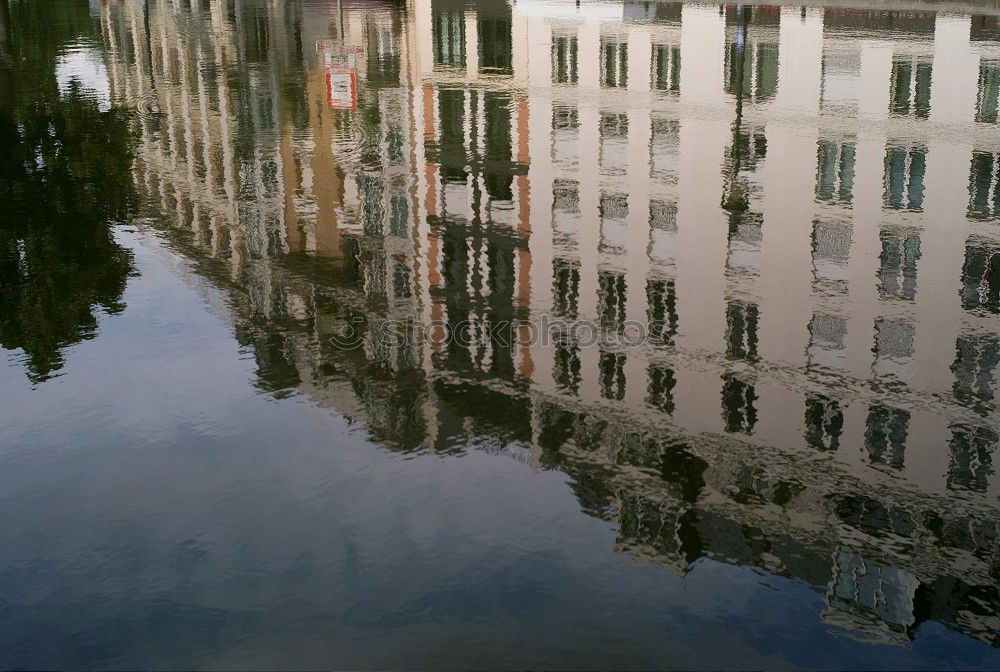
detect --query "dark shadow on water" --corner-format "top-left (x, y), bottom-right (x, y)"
top-left (0, 0), bottom-right (137, 382)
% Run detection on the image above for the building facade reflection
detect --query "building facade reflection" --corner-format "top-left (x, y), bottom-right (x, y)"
top-left (99, 0), bottom-right (1000, 648)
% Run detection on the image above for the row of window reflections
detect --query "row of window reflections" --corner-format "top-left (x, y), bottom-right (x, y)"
top-left (550, 169), bottom-right (999, 313)
top-left (352, 167), bottom-right (998, 318)
top-left (553, 108), bottom-right (998, 219)
top-left (423, 86), bottom-right (996, 222)
top-left (550, 252), bottom-right (998, 386)
top-left (551, 336), bottom-right (997, 491)
top-left (433, 15), bottom-right (1000, 124)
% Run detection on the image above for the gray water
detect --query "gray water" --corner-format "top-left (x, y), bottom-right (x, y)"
top-left (1, 0), bottom-right (1000, 668)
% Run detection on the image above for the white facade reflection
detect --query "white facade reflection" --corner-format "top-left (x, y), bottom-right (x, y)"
top-left (99, 0), bottom-right (1000, 648)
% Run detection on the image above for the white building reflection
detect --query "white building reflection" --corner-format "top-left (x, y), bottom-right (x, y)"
top-left (99, 0), bottom-right (1000, 647)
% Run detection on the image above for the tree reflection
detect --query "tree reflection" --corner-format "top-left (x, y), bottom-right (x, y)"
top-left (0, 0), bottom-right (136, 382)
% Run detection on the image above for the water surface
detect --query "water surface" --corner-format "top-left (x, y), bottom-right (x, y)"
top-left (1, 0), bottom-right (1000, 668)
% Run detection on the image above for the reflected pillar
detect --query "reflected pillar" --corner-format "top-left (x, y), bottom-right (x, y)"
top-left (674, 3), bottom-right (727, 434)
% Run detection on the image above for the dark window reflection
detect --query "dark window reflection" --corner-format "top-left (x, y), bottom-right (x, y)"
top-left (433, 9), bottom-right (465, 67)
top-left (725, 300), bottom-right (759, 362)
top-left (478, 16), bottom-right (512, 74)
top-left (722, 373), bottom-right (757, 435)
top-left (816, 140), bottom-right (855, 204)
top-left (651, 44), bottom-right (680, 92)
top-left (552, 258), bottom-right (580, 319)
top-left (968, 151), bottom-right (1000, 219)
top-left (600, 38), bottom-right (628, 88)
top-left (975, 61), bottom-right (1000, 123)
top-left (553, 333), bottom-right (582, 394)
top-left (947, 424), bottom-right (998, 493)
top-left (388, 194), bottom-right (409, 236)
top-left (599, 350), bottom-right (627, 400)
top-left (725, 41), bottom-right (778, 102)
top-left (827, 552), bottom-right (919, 636)
top-left (598, 270), bottom-right (627, 331)
top-left (436, 89), bottom-right (467, 182)
top-left (392, 262), bottom-right (412, 299)
top-left (805, 396), bottom-right (844, 452)
top-left (647, 277), bottom-right (678, 344)
top-left (865, 405), bottom-right (909, 469)
top-left (884, 146), bottom-right (926, 210)
top-left (360, 175), bottom-right (385, 235)
top-left (952, 333), bottom-right (999, 403)
top-left (484, 92), bottom-right (514, 201)
top-left (890, 58), bottom-right (932, 118)
top-left (960, 238), bottom-right (999, 313)
top-left (367, 20), bottom-right (400, 87)
top-left (552, 34), bottom-right (578, 84)
top-left (878, 228), bottom-right (921, 301)
top-left (647, 363), bottom-right (676, 414)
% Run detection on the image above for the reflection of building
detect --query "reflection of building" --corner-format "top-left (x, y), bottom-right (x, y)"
top-left (101, 0), bottom-right (1000, 649)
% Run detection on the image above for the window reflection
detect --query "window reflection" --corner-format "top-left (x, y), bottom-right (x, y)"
top-left (651, 44), bottom-right (681, 92)
top-left (812, 218), bottom-right (852, 290)
top-left (479, 16), bottom-right (513, 74)
top-left (878, 228), bottom-right (921, 301)
top-left (552, 106), bottom-right (579, 166)
top-left (650, 117), bottom-right (680, 183)
top-left (968, 151), bottom-right (1000, 219)
top-left (952, 333), bottom-right (999, 403)
top-left (884, 146), bottom-right (926, 210)
top-left (826, 552), bottom-right (918, 639)
top-left (554, 333), bottom-right (582, 394)
top-left (552, 34), bottom-right (579, 84)
top-left (600, 38), bottom-right (628, 88)
top-left (726, 212), bottom-right (763, 277)
top-left (647, 277), bottom-right (678, 344)
top-left (808, 313), bottom-right (847, 371)
top-left (599, 350), bottom-right (627, 400)
top-left (865, 405), bottom-right (909, 469)
top-left (648, 200), bottom-right (678, 267)
top-left (805, 396), bottom-right (845, 452)
top-left (598, 270), bottom-right (627, 331)
top-left (816, 141), bottom-right (856, 204)
top-left (599, 193), bottom-right (629, 255)
top-left (873, 317), bottom-right (915, 380)
top-left (433, 9), bottom-right (465, 67)
top-left (722, 373), bottom-right (757, 435)
top-left (889, 57), bottom-right (932, 118)
top-left (726, 300), bottom-right (759, 362)
top-left (647, 363), bottom-right (677, 415)
top-left (725, 41), bottom-right (778, 102)
top-left (960, 238), bottom-right (999, 314)
top-left (600, 112), bottom-right (629, 175)
top-left (553, 258), bottom-right (580, 319)
top-left (947, 424), bottom-right (997, 493)
top-left (976, 61), bottom-right (1000, 123)
top-left (553, 179), bottom-right (581, 248)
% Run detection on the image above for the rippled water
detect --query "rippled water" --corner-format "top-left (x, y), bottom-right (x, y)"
top-left (2, 0), bottom-right (1000, 668)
